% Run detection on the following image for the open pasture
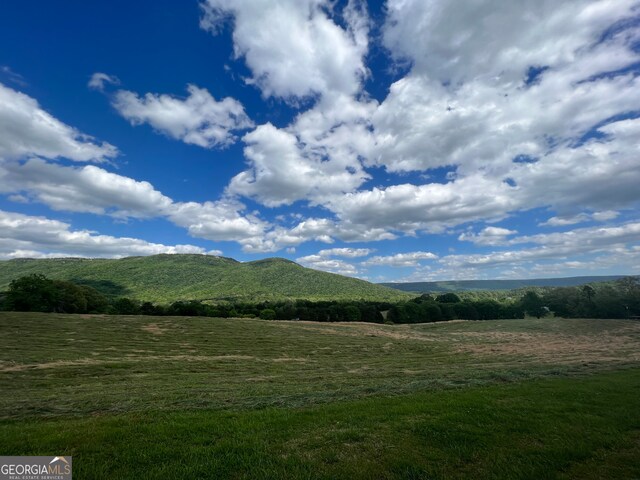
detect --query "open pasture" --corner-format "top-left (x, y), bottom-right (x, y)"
top-left (1, 313), bottom-right (639, 478)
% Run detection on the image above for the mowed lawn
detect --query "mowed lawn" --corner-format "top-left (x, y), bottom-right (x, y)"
top-left (1, 313), bottom-right (639, 478)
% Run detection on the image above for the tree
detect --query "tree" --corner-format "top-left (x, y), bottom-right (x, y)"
top-left (78, 285), bottom-right (108, 313)
top-left (52, 280), bottom-right (88, 313)
top-left (582, 285), bottom-right (595, 302)
top-left (259, 308), bottom-right (276, 320)
top-left (436, 293), bottom-right (461, 303)
top-left (421, 302), bottom-right (442, 322)
top-left (5, 274), bottom-right (58, 312)
top-left (474, 299), bottom-right (502, 320)
top-left (520, 291), bottom-right (545, 318)
top-left (453, 301), bottom-right (479, 320)
top-left (111, 297), bottom-right (140, 315)
top-left (3, 275), bottom-right (109, 314)
top-left (344, 305), bottom-right (361, 322)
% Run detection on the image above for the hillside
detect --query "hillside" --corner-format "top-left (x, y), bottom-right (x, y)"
top-left (0, 254), bottom-right (409, 303)
top-left (380, 275), bottom-right (629, 293)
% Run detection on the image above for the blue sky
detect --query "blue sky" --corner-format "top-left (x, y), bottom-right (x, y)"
top-left (0, 0), bottom-right (639, 282)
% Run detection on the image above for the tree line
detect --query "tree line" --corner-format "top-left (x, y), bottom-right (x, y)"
top-left (2, 274), bottom-right (639, 322)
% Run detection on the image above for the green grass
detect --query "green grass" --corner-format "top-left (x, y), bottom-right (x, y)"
top-left (0, 254), bottom-right (409, 302)
top-left (1, 370), bottom-right (639, 479)
top-left (1, 313), bottom-right (639, 478)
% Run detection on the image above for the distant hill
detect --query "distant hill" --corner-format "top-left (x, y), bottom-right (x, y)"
top-left (0, 254), bottom-right (408, 303)
top-left (380, 276), bottom-right (630, 293)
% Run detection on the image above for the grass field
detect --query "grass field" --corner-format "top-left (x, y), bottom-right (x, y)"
top-left (1, 313), bottom-right (639, 478)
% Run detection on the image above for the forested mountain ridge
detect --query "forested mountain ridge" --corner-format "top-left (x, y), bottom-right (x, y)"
top-left (381, 276), bottom-right (630, 293)
top-left (0, 254), bottom-right (409, 303)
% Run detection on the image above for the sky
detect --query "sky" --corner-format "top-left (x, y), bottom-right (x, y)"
top-left (0, 0), bottom-right (639, 283)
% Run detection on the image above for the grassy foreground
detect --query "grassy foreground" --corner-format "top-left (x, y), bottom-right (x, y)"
top-left (1, 313), bottom-right (639, 478)
top-left (1, 370), bottom-right (639, 479)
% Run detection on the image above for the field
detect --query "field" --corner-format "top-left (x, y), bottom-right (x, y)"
top-left (1, 313), bottom-right (640, 478)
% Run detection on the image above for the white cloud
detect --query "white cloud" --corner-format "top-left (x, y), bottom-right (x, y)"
top-left (316, 247), bottom-right (373, 258)
top-left (294, 246), bottom-right (373, 275)
top-left (206, 0), bottom-right (376, 209)
top-left (295, 255), bottom-right (359, 276)
top-left (0, 209), bottom-right (212, 259)
top-left (112, 84), bottom-right (253, 148)
top-left (1, 66), bottom-right (27, 87)
top-left (0, 83), bottom-right (117, 162)
top-left (341, 0), bottom-right (640, 239)
top-left (227, 121), bottom-right (369, 206)
top-left (330, 175), bottom-right (516, 235)
top-left (458, 226), bottom-right (518, 246)
top-left (200, 0), bottom-right (369, 100)
top-left (363, 251), bottom-right (438, 268)
top-left (441, 222), bottom-right (640, 270)
top-left (383, 0), bottom-right (637, 85)
top-left (540, 210), bottom-right (620, 227)
top-left (514, 118), bottom-right (640, 215)
top-left (0, 158), bottom-right (173, 218)
top-left (88, 72), bottom-right (120, 92)
top-left (0, 158), bottom-right (270, 245)
top-left (167, 199), bottom-right (268, 243)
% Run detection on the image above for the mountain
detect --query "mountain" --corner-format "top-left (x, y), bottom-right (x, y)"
top-left (0, 254), bottom-right (409, 303)
top-left (380, 276), bottom-right (630, 293)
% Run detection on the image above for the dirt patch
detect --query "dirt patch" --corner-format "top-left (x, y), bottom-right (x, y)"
top-left (0, 358), bottom-right (106, 372)
top-left (272, 321), bottom-right (437, 342)
top-left (141, 323), bottom-right (167, 335)
top-left (0, 354), bottom-right (257, 372)
top-left (348, 365), bottom-right (371, 374)
top-left (272, 357), bottom-right (307, 363)
top-left (246, 375), bottom-right (279, 382)
top-left (455, 328), bottom-right (640, 365)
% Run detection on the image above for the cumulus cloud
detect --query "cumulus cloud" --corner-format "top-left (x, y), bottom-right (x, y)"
top-left (513, 118), bottom-right (640, 215)
top-left (296, 254), bottom-right (359, 276)
top-left (340, 0), bottom-right (640, 238)
top-left (227, 121), bottom-right (369, 206)
top-left (540, 210), bottom-right (620, 227)
top-left (315, 247), bottom-right (373, 258)
top-left (0, 158), bottom-right (173, 218)
top-left (383, 0), bottom-right (637, 84)
top-left (0, 83), bottom-right (117, 162)
top-left (206, 0), bottom-right (376, 209)
top-left (112, 84), bottom-right (253, 148)
top-left (362, 251), bottom-right (438, 268)
top-left (330, 175), bottom-right (516, 235)
top-left (441, 222), bottom-right (640, 270)
top-left (167, 199), bottom-right (268, 243)
top-left (0, 209), bottom-right (213, 259)
top-left (295, 246), bottom-right (373, 275)
top-left (200, 0), bottom-right (369, 100)
top-left (88, 72), bottom-right (120, 92)
top-left (0, 158), bottom-right (270, 246)
top-left (458, 227), bottom-right (518, 246)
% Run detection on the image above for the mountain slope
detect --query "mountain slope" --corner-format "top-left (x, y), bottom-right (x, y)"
top-left (0, 254), bottom-right (408, 303)
top-left (380, 276), bottom-right (630, 293)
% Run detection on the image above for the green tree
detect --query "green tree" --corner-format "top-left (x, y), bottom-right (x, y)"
top-left (53, 280), bottom-right (88, 313)
top-left (520, 291), bottom-right (545, 318)
top-left (5, 274), bottom-right (58, 312)
top-left (111, 298), bottom-right (140, 315)
top-left (259, 308), bottom-right (276, 320)
top-left (436, 293), bottom-right (461, 304)
top-left (344, 305), bottom-right (361, 322)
